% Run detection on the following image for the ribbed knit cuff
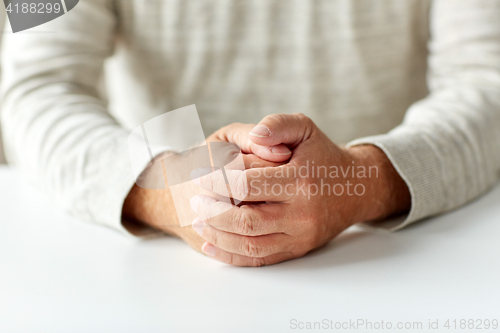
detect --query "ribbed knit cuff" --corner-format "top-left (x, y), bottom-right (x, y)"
top-left (346, 127), bottom-right (446, 231)
top-left (86, 135), bottom-right (163, 238)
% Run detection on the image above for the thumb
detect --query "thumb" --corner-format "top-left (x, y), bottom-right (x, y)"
top-left (213, 123), bottom-right (292, 163)
top-left (249, 113), bottom-right (315, 148)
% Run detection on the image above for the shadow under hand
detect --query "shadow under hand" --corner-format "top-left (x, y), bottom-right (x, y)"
top-left (274, 226), bottom-right (411, 272)
top-left (275, 182), bottom-right (500, 271)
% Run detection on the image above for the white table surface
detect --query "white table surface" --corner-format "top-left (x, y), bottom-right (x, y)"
top-left (1, 165), bottom-right (500, 333)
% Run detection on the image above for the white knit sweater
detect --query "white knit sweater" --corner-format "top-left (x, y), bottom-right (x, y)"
top-left (1, 0), bottom-right (499, 235)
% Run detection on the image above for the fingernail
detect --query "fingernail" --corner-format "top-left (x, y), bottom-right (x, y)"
top-left (202, 243), bottom-right (216, 257)
top-left (190, 196), bottom-right (200, 213)
top-left (250, 125), bottom-right (271, 138)
top-left (270, 145), bottom-right (291, 155)
top-left (192, 217), bottom-right (205, 236)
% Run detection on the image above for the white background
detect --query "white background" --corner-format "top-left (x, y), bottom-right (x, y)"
top-left (0, 8), bottom-right (6, 164)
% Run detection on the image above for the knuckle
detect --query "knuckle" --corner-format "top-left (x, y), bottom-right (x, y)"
top-left (267, 113), bottom-right (287, 125)
top-left (242, 237), bottom-right (261, 257)
top-left (234, 172), bottom-right (250, 200)
top-left (204, 173), bottom-right (216, 192)
top-left (295, 112), bottom-right (307, 119)
top-left (295, 113), bottom-right (315, 132)
top-left (206, 200), bottom-right (218, 219)
top-left (235, 208), bottom-right (255, 235)
top-left (221, 123), bottom-right (241, 133)
top-left (223, 123), bottom-right (245, 140)
top-left (305, 233), bottom-right (319, 251)
top-left (298, 211), bottom-right (317, 232)
top-left (295, 112), bottom-right (311, 123)
top-left (302, 175), bottom-right (313, 186)
top-left (304, 213), bottom-right (318, 228)
top-left (229, 122), bottom-right (244, 128)
top-left (211, 230), bottom-right (219, 247)
top-left (251, 257), bottom-right (266, 267)
top-left (308, 223), bottom-right (328, 249)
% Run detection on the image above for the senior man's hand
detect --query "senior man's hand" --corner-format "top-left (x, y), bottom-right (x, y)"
top-left (122, 123), bottom-right (291, 252)
top-left (191, 114), bottom-right (411, 266)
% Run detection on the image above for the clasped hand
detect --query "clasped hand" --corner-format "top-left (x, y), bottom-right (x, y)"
top-left (189, 114), bottom-right (410, 266)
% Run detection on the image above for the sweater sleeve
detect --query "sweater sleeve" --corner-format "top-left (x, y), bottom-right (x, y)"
top-left (347, 0), bottom-right (500, 231)
top-left (0, 0), bottom-right (158, 237)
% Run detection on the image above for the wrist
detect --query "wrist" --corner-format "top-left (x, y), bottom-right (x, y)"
top-left (347, 145), bottom-right (411, 223)
top-left (123, 184), bottom-right (179, 236)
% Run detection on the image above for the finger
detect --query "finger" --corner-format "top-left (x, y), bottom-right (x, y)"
top-left (201, 242), bottom-right (296, 267)
top-left (193, 167), bottom-right (294, 201)
top-left (192, 168), bottom-right (248, 201)
top-left (191, 195), bottom-right (234, 220)
top-left (246, 143), bottom-right (292, 163)
top-left (192, 217), bottom-right (292, 257)
top-left (190, 196), bottom-right (284, 236)
top-left (213, 123), bottom-right (292, 162)
top-left (242, 154), bottom-right (288, 169)
top-left (249, 113), bottom-right (315, 148)
top-left (204, 147), bottom-right (284, 171)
